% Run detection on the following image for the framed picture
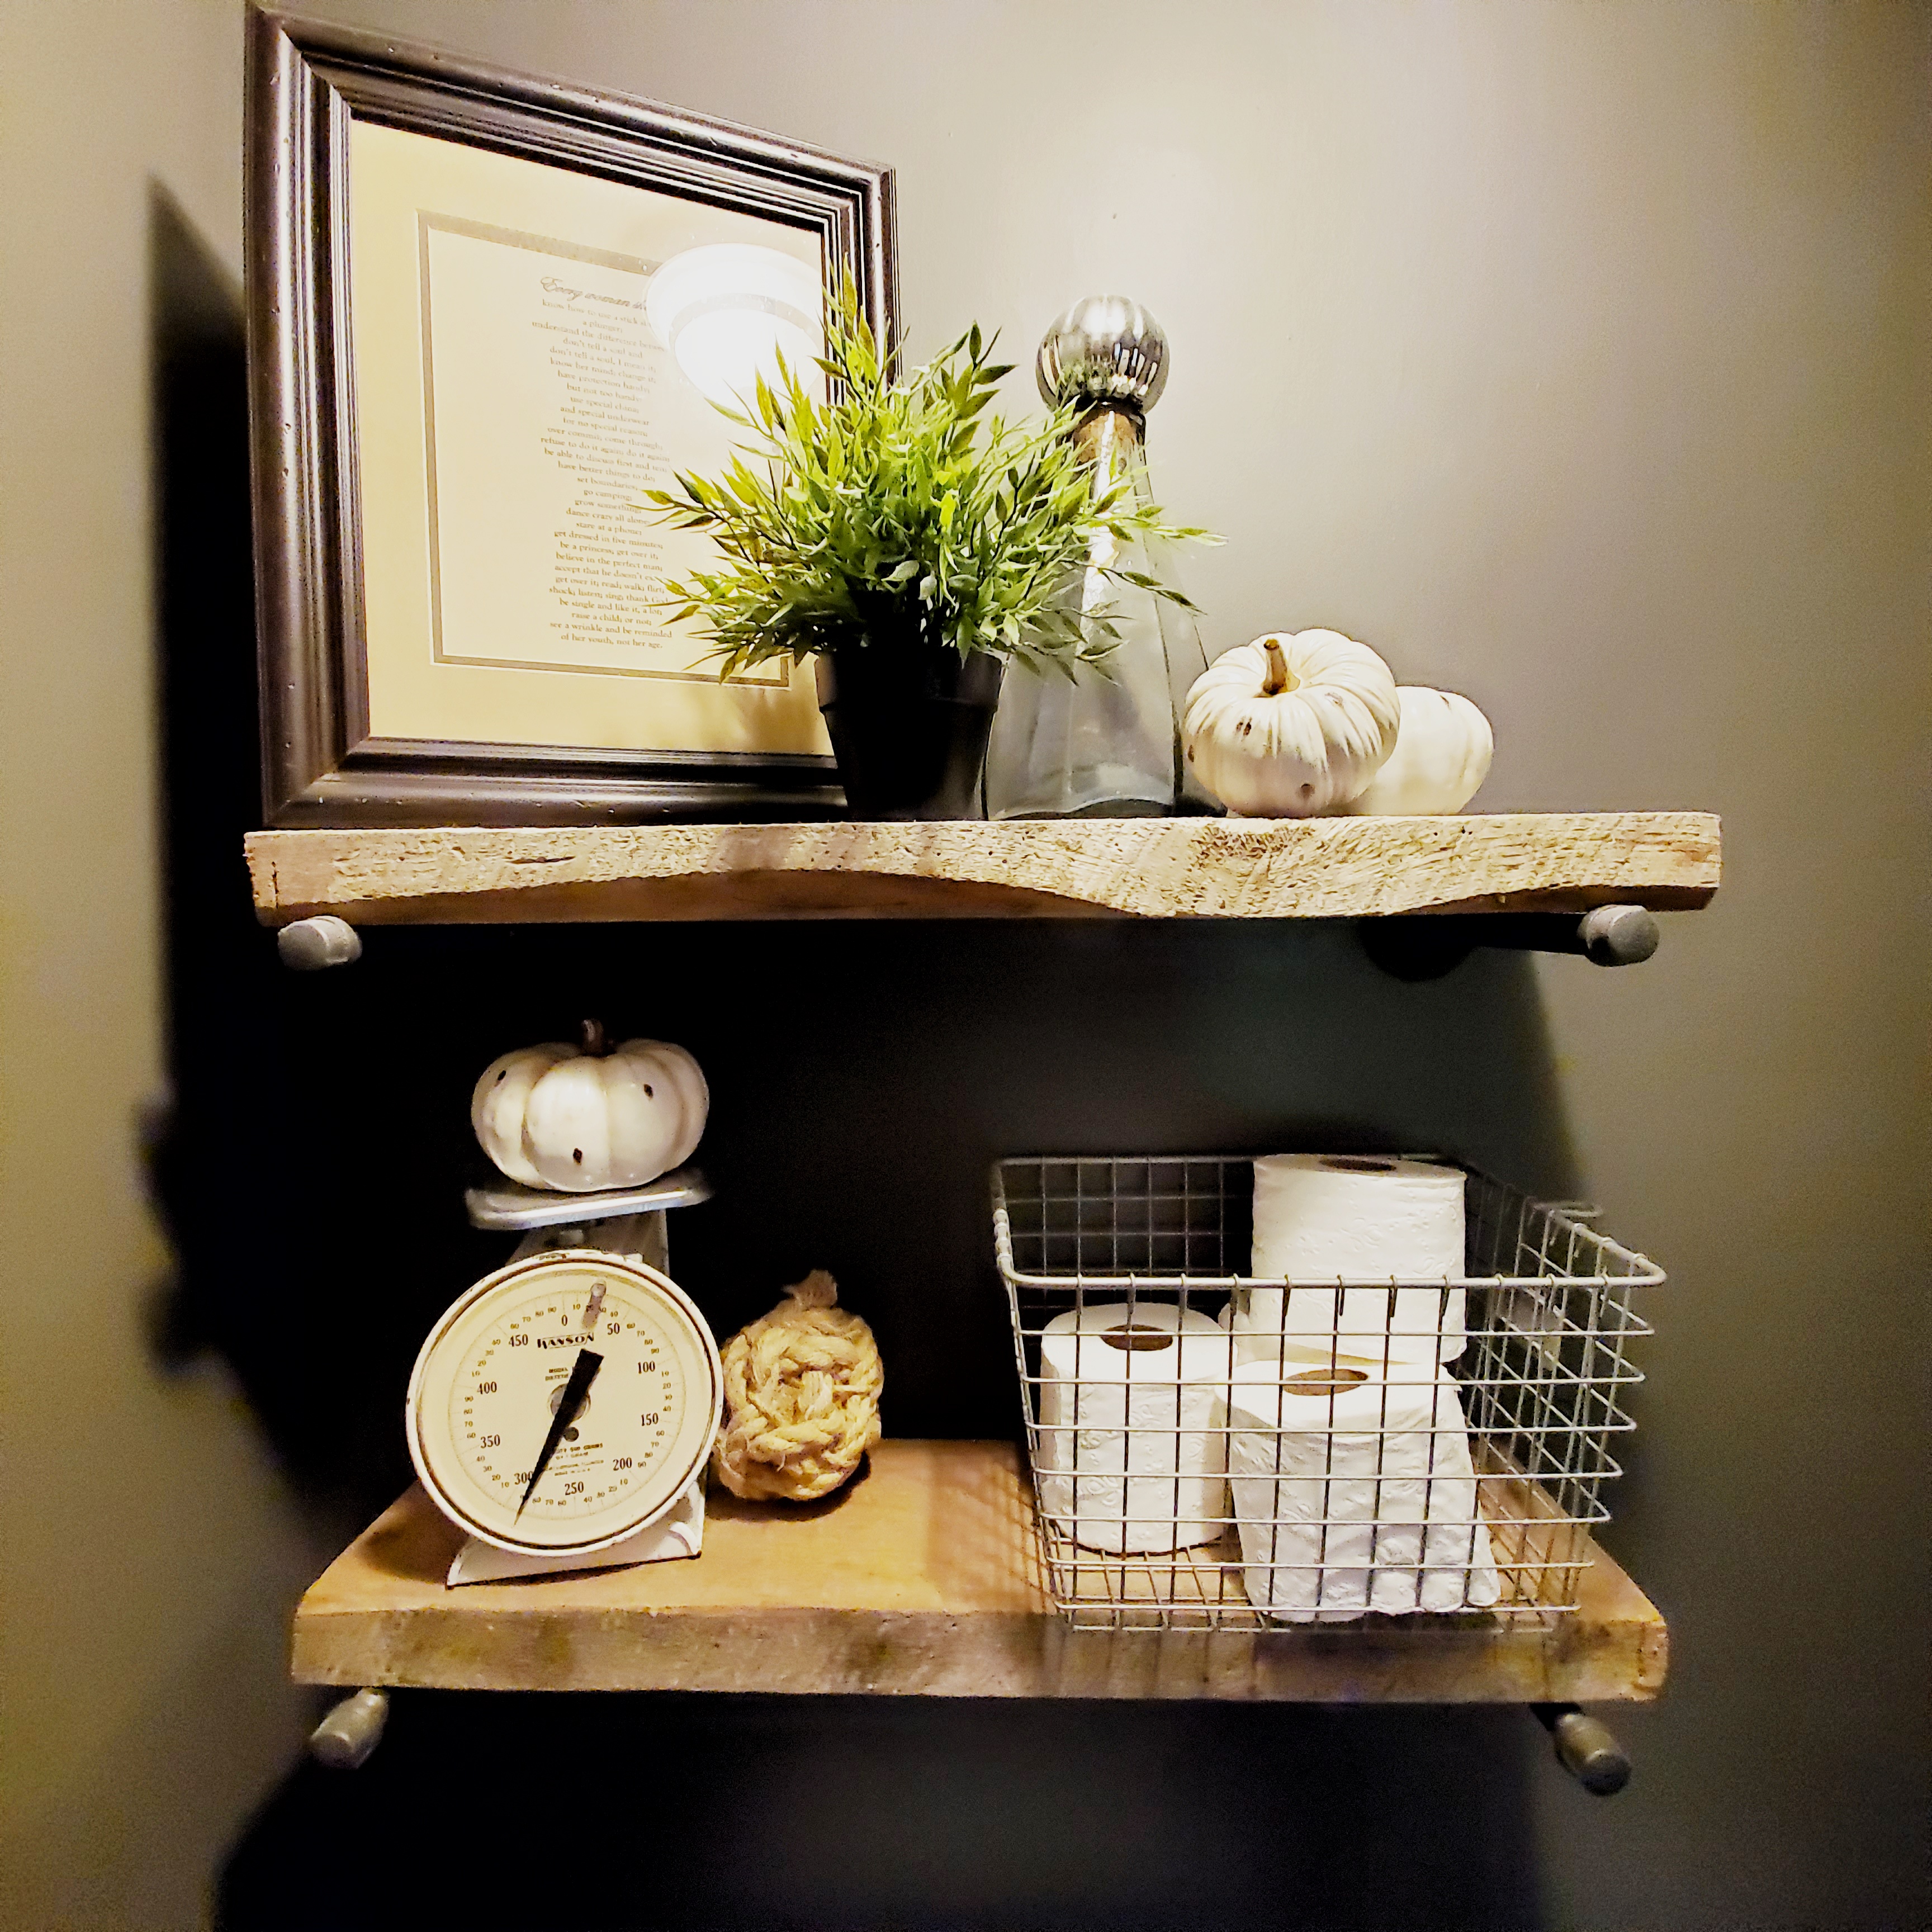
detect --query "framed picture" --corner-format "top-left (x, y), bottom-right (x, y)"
top-left (246, 8), bottom-right (896, 825)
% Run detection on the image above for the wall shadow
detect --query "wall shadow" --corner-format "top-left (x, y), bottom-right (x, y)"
top-left (219, 1692), bottom-right (1542, 1932)
top-left (148, 186), bottom-right (1579, 1932)
top-left (146, 182), bottom-right (404, 1516)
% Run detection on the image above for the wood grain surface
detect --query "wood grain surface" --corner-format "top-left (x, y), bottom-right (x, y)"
top-left (247, 812), bottom-right (1721, 925)
top-left (292, 1440), bottom-right (1669, 1702)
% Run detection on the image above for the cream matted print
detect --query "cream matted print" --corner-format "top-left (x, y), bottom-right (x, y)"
top-left (350, 124), bottom-right (825, 757)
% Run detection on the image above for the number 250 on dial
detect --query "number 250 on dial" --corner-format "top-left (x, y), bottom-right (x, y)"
top-left (406, 1249), bottom-right (723, 1557)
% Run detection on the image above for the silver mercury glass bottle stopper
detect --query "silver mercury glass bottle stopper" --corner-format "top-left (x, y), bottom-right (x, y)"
top-left (983, 296), bottom-right (1212, 818)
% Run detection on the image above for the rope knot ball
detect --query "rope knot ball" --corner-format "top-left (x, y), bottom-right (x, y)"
top-left (712, 1271), bottom-right (883, 1502)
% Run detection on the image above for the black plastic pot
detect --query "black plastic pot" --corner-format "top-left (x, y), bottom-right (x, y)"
top-left (815, 645), bottom-right (1005, 820)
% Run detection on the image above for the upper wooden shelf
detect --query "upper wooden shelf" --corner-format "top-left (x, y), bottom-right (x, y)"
top-left (247, 812), bottom-right (1720, 926)
top-left (294, 1439), bottom-right (1666, 1703)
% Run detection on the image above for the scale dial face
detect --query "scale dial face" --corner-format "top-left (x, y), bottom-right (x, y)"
top-left (406, 1249), bottom-right (722, 1556)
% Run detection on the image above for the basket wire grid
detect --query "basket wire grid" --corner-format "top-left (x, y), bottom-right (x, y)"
top-left (992, 1156), bottom-right (1663, 1632)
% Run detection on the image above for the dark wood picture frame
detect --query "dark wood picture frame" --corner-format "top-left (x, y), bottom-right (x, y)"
top-left (246, 7), bottom-right (896, 826)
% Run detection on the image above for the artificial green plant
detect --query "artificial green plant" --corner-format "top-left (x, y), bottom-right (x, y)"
top-left (645, 279), bottom-right (1215, 678)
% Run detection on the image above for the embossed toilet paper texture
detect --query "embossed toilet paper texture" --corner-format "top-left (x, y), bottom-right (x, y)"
top-left (1037, 1301), bottom-right (1233, 1554)
top-left (1241, 1155), bottom-right (1468, 1367)
top-left (1219, 1360), bottom-right (1500, 1622)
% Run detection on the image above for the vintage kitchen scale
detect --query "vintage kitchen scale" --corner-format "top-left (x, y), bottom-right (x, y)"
top-left (407, 1168), bottom-right (724, 1585)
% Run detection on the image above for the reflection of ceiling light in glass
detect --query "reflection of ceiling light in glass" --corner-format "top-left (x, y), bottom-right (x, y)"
top-left (645, 244), bottom-right (821, 408)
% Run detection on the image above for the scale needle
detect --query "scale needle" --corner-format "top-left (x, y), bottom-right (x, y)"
top-left (515, 1347), bottom-right (603, 1520)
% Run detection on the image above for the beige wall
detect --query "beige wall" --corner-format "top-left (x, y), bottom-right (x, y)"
top-left (1, 3), bottom-right (1923, 1926)
top-left (1, 4), bottom-right (335, 1927)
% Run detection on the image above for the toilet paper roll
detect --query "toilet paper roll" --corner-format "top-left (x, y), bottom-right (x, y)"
top-left (1218, 1360), bottom-right (1500, 1623)
top-left (1242, 1154), bottom-right (1467, 1366)
top-left (1037, 1301), bottom-right (1233, 1554)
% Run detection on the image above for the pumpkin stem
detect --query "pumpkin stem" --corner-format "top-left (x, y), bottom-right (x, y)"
top-left (579, 1019), bottom-right (610, 1057)
top-left (1260, 638), bottom-right (1293, 697)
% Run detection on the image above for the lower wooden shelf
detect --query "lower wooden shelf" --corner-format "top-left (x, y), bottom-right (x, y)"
top-left (293, 1441), bottom-right (1666, 1704)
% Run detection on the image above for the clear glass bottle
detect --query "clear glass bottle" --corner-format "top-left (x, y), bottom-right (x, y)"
top-left (984, 296), bottom-right (1213, 819)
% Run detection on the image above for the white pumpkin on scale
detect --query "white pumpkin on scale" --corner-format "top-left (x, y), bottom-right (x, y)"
top-left (472, 1020), bottom-right (709, 1192)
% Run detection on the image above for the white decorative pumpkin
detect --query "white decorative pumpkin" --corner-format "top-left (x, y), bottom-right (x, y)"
top-left (1181, 630), bottom-right (1401, 817)
top-left (1343, 686), bottom-right (1494, 816)
top-left (472, 1021), bottom-right (709, 1193)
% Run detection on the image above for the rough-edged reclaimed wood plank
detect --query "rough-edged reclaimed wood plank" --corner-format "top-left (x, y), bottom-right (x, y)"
top-left (291, 1441), bottom-right (1668, 1702)
top-left (247, 813), bottom-right (1720, 924)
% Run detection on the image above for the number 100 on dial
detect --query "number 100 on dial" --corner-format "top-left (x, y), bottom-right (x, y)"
top-left (406, 1249), bottom-right (723, 1557)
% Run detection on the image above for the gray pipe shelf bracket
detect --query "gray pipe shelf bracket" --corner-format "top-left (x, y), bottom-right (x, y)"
top-left (1531, 1702), bottom-right (1633, 1795)
top-left (277, 916), bottom-right (362, 970)
top-left (1361, 904), bottom-right (1661, 982)
top-left (309, 1687), bottom-right (389, 1769)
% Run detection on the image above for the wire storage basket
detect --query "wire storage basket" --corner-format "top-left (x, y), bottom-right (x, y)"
top-left (992, 1156), bottom-right (1664, 1632)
